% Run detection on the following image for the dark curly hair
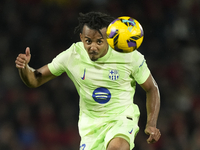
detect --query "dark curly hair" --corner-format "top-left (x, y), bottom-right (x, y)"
top-left (74, 11), bottom-right (115, 35)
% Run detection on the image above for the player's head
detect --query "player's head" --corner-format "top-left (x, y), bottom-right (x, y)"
top-left (74, 11), bottom-right (114, 35)
top-left (75, 12), bottom-right (114, 61)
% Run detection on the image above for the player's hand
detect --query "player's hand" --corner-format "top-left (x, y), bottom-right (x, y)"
top-left (144, 126), bottom-right (161, 144)
top-left (15, 47), bottom-right (31, 69)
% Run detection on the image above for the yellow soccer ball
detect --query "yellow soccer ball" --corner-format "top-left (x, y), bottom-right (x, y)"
top-left (106, 16), bottom-right (144, 53)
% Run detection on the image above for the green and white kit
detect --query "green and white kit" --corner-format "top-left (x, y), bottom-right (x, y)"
top-left (48, 42), bottom-right (150, 150)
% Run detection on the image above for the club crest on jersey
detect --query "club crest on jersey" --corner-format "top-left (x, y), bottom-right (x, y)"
top-left (109, 70), bottom-right (119, 81)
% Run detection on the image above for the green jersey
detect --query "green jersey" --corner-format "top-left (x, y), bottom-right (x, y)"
top-left (48, 42), bottom-right (150, 118)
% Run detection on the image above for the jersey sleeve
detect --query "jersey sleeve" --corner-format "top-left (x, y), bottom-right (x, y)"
top-left (48, 54), bottom-right (65, 76)
top-left (48, 44), bottom-right (75, 76)
top-left (131, 51), bottom-right (150, 84)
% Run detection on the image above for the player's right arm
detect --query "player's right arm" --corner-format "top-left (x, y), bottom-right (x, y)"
top-left (15, 47), bottom-right (57, 88)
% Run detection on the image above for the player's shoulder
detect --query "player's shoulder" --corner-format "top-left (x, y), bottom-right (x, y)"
top-left (131, 50), bottom-right (145, 60)
top-left (70, 42), bottom-right (87, 55)
top-left (110, 48), bottom-right (144, 62)
top-left (72, 41), bottom-right (84, 51)
top-left (74, 41), bottom-right (84, 48)
top-left (52, 42), bottom-right (78, 60)
top-left (57, 42), bottom-right (84, 55)
top-left (63, 42), bottom-right (89, 62)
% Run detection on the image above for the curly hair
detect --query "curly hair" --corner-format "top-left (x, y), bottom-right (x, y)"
top-left (74, 11), bottom-right (115, 35)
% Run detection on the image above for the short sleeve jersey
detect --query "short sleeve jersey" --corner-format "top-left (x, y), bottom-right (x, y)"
top-left (48, 42), bottom-right (150, 118)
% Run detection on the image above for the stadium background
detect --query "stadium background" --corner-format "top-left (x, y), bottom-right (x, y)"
top-left (0, 0), bottom-right (200, 149)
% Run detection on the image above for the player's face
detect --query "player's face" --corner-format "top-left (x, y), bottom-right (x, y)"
top-left (80, 25), bottom-right (109, 61)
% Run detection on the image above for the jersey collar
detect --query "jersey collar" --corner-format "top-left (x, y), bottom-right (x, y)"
top-left (96, 45), bottom-right (112, 62)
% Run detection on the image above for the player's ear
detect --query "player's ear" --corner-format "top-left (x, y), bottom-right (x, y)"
top-left (80, 33), bottom-right (83, 42)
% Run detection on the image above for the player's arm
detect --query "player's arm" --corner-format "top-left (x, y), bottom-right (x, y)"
top-left (139, 74), bottom-right (161, 144)
top-left (15, 47), bottom-right (57, 88)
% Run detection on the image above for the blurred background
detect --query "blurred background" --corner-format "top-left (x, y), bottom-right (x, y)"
top-left (0, 0), bottom-right (200, 149)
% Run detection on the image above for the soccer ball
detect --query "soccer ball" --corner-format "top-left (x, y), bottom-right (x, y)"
top-left (106, 16), bottom-right (144, 53)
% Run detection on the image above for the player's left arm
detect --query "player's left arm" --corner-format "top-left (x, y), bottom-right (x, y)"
top-left (139, 73), bottom-right (161, 144)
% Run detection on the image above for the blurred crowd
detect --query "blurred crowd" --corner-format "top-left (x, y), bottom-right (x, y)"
top-left (0, 0), bottom-right (200, 150)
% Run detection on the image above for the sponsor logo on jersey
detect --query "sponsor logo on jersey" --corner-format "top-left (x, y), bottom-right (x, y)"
top-left (92, 87), bottom-right (111, 104)
top-left (81, 68), bottom-right (86, 80)
top-left (109, 70), bottom-right (119, 81)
